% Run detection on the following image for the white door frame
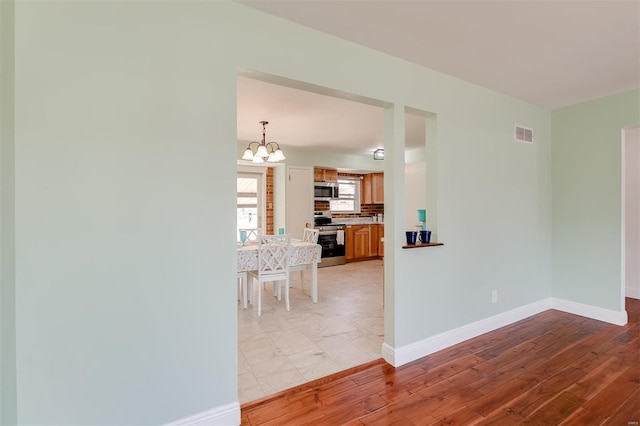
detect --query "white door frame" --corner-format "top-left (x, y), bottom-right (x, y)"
top-left (622, 126), bottom-right (640, 301)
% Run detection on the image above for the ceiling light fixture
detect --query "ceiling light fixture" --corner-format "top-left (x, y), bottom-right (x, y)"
top-left (373, 149), bottom-right (384, 160)
top-left (241, 121), bottom-right (286, 164)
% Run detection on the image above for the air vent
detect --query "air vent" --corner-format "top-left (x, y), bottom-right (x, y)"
top-left (515, 125), bottom-right (533, 143)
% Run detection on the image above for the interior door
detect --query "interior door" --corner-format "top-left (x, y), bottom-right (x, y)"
top-left (286, 166), bottom-right (313, 240)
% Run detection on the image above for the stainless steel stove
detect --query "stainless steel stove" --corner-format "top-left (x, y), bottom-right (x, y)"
top-left (313, 211), bottom-right (346, 267)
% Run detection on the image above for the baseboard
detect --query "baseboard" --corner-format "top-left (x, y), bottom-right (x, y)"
top-left (381, 343), bottom-right (396, 366)
top-left (551, 297), bottom-right (628, 326)
top-left (165, 402), bottom-right (240, 426)
top-left (382, 299), bottom-right (552, 367)
top-left (626, 286), bottom-right (640, 300)
top-left (382, 296), bottom-right (631, 367)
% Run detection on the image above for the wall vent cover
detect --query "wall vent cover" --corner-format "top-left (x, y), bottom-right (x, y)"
top-left (515, 125), bottom-right (533, 143)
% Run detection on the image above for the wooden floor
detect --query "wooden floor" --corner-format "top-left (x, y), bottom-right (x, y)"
top-left (241, 298), bottom-right (640, 425)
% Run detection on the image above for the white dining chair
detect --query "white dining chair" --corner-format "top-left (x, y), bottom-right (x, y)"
top-left (249, 234), bottom-right (291, 316)
top-left (302, 227), bottom-right (320, 244)
top-left (289, 227), bottom-right (319, 289)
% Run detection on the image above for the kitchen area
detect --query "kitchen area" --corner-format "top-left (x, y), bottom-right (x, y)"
top-left (313, 167), bottom-right (385, 268)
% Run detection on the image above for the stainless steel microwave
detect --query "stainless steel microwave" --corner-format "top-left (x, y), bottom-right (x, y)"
top-left (314, 182), bottom-right (339, 201)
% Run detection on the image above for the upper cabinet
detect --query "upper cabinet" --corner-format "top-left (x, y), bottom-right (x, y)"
top-left (361, 174), bottom-right (372, 204)
top-left (372, 173), bottom-right (384, 204)
top-left (361, 173), bottom-right (384, 204)
top-left (314, 168), bottom-right (338, 183)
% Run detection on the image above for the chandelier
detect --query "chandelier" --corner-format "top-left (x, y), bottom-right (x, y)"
top-left (241, 121), bottom-right (286, 163)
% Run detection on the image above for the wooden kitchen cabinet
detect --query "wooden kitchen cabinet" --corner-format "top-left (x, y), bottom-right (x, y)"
top-left (314, 167), bottom-right (338, 183)
top-left (372, 173), bottom-right (384, 204)
top-left (361, 174), bottom-right (372, 204)
top-left (361, 173), bottom-right (383, 204)
top-left (378, 224), bottom-right (384, 257)
top-left (346, 224), bottom-right (383, 261)
top-left (346, 224), bottom-right (369, 260)
top-left (353, 225), bottom-right (370, 258)
top-left (345, 225), bottom-right (356, 260)
top-left (370, 224), bottom-right (378, 257)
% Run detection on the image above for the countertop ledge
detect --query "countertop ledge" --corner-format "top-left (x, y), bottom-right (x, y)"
top-left (342, 220), bottom-right (384, 225)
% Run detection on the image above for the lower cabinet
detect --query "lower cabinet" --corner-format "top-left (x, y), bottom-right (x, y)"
top-left (346, 224), bottom-right (383, 261)
top-left (354, 225), bottom-right (370, 258)
top-left (346, 226), bottom-right (355, 260)
top-left (370, 224), bottom-right (378, 257)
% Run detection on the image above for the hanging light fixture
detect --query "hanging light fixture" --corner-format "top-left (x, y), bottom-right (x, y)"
top-left (241, 121), bottom-right (286, 163)
top-left (373, 149), bottom-right (384, 160)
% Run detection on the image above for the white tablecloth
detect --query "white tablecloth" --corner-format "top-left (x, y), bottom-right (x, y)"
top-left (237, 241), bottom-right (321, 272)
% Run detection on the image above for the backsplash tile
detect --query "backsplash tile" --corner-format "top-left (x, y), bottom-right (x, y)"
top-left (266, 167), bottom-right (274, 234)
top-left (314, 202), bottom-right (384, 219)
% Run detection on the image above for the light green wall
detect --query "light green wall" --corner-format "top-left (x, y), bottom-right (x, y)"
top-left (551, 89), bottom-right (640, 311)
top-left (14, 2), bottom-right (238, 424)
top-left (394, 95), bottom-right (552, 345)
top-left (0, 0), bottom-right (17, 424)
top-left (5, 0), bottom-right (558, 423)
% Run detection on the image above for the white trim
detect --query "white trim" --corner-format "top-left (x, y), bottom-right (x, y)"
top-left (626, 286), bottom-right (640, 299)
top-left (381, 297), bottom-right (629, 368)
top-left (381, 342), bottom-right (396, 366)
top-left (621, 128), bottom-right (628, 314)
top-left (381, 299), bottom-right (551, 367)
top-left (621, 127), bottom-right (640, 307)
top-left (551, 297), bottom-right (628, 326)
top-left (165, 402), bottom-right (240, 426)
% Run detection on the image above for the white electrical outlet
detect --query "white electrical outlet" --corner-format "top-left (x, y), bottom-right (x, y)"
top-left (491, 290), bottom-right (498, 304)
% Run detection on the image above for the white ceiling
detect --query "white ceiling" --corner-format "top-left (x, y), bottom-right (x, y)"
top-left (237, 76), bottom-right (427, 155)
top-left (237, 0), bottom-right (640, 157)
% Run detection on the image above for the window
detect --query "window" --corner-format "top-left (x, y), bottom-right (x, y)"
top-left (330, 178), bottom-right (361, 213)
top-left (237, 172), bottom-right (263, 239)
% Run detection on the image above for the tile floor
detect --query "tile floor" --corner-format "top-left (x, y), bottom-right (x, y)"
top-left (238, 259), bottom-right (384, 403)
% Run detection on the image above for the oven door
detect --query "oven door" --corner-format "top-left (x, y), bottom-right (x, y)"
top-left (317, 232), bottom-right (346, 260)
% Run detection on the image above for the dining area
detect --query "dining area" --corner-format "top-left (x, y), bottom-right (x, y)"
top-left (237, 228), bottom-right (321, 316)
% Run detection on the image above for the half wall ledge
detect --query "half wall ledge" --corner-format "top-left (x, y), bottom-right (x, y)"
top-left (402, 242), bottom-right (444, 249)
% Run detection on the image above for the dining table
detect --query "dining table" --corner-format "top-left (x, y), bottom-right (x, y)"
top-left (237, 239), bottom-right (322, 303)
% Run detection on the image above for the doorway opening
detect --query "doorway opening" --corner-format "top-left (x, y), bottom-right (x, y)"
top-left (236, 72), bottom-right (391, 403)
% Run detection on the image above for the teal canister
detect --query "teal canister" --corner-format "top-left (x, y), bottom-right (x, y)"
top-left (417, 209), bottom-right (426, 229)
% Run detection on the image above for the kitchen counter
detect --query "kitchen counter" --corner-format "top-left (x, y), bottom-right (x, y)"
top-left (340, 218), bottom-right (384, 225)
